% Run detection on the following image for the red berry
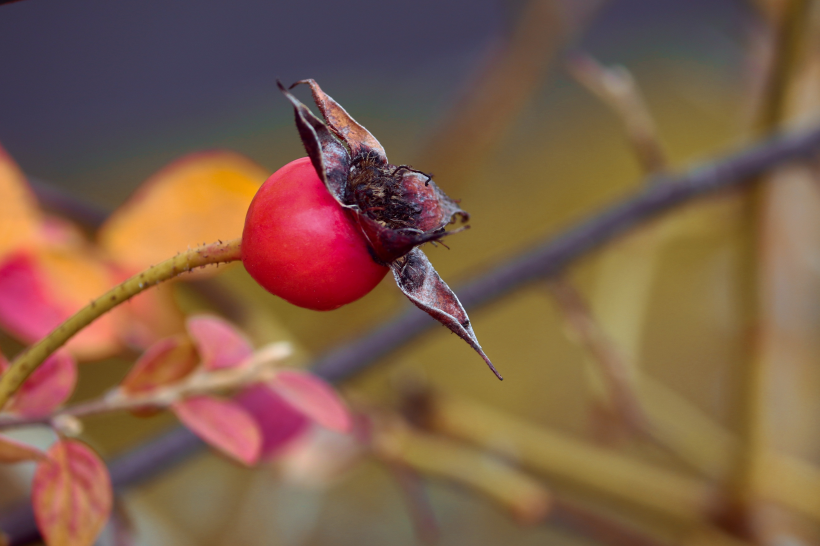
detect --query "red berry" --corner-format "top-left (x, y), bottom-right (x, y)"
top-left (241, 157), bottom-right (389, 311)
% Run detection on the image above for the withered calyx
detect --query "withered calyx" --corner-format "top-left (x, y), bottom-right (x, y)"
top-left (278, 79), bottom-right (501, 380)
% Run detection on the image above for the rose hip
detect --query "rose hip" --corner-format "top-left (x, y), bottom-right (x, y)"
top-left (241, 157), bottom-right (388, 311)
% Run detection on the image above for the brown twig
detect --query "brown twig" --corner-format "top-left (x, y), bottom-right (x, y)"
top-left (370, 413), bottom-right (553, 524)
top-left (546, 277), bottom-right (647, 435)
top-left (0, 342), bottom-right (291, 431)
top-left (566, 52), bottom-right (669, 173)
top-left (385, 462), bottom-right (440, 544)
top-left (725, 0), bottom-right (815, 537)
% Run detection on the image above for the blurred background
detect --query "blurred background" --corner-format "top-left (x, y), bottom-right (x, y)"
top-left (3, 0), bottom-right (820, 544)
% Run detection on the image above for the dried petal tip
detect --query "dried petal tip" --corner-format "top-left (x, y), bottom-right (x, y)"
top-left (392, 249), bottom-right (502, 380)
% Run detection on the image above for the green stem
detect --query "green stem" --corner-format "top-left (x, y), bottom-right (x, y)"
top-left (0, 238), bottom-right (243, 411)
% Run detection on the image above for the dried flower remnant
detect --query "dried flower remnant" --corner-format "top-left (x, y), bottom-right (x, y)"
top-left (278, 80), bottom-right (500, 380)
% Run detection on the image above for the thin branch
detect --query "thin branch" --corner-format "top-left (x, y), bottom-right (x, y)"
top-left (565, 53), bottom-right (669, 173)
top-left (725, 0), bottom-right (815, 537)
top-left (0, 238), bottom-right (243, 412)
top-left (548, 499), bottom-right (673, 546)
top-left (0, 342), bottom-right (291, 431)
top-left (371, 414), bottom-right (552, 524)
top-left (546, 277), bottom-right (647, 435)
top-left (5, 122), bottom-right (820, 544)
top-left (422, 393), bottom-right (711, 524)
top-left (385, 462), bottom-right (440, 544)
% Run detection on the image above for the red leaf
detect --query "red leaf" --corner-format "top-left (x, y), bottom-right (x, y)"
top-left (173, 395), bottom-right (261, 465)
top-left (235, 384), bottom-right (311, 460)
top-left (0, 434), bottom-right (45, 463)
top-left (0, 252), bottom-right (65, 343)
top-left (0, 251), bottom-right (121, 361)
top-left (120, 335), bottom-right (198, 396)
top-left (270, 370), bottom-right (351, 432)
top-left (186, 315), bottom-right (253, 371)
top-left (1, 350), bottom-right (76, 418)
top-left (32, 439), bottom-right (113, 546)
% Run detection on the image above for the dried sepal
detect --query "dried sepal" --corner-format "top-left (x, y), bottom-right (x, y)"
top-left (354, 214), bottom-right (445, 265)
top-left (292, 79), bottom-right (388, 161)
top-left (277, 81), bottom-right (351, 204)
top-left (396, 170), bottom-right (468, 232)
top-left (392, 249), bottom-right (501, 380)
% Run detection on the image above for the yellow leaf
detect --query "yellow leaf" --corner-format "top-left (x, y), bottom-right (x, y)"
top-left (0, 144), bottom-right (40, 261)
top-left (98, 151), bottom-right (267, 272)
top-left (35, 247), bottom-right (122, 360)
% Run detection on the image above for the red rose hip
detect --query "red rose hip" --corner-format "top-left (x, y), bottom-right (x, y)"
top-left (241, 157), bottom-right (389, 311)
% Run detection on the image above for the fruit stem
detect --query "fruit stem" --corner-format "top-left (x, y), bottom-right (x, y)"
top-left (0, 238), bottom-right (243, 411)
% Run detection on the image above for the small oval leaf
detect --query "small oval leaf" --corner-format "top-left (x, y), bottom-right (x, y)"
top-left (235, 384), bottom-right (311, 460)
top-left (32, 439), bottom-right (113, 546)
top-left (0, 434), bottom-right (46, 463)
top-left (4, 350), bottom-right (77, 418)
top-left (120, 335), bottom-right (198, 396)
top-left (173, 395), bottom-right (261, 465)
top-left (186, 315), bottom-right (253, 371)
top-left (270, 370), bottom-right (351, 433)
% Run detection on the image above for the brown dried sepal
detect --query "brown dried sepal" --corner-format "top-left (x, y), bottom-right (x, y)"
top-left (279, 80), bottom-right (500, 380)
top-left (392, 249), bottom-right (501, 380)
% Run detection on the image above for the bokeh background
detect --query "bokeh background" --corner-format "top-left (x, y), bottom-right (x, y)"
top-left (3, 0), bottom-right (819, 544)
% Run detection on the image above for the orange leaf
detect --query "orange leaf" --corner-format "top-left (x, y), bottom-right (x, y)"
top-left (120, 335), bottom-right (198, 396)
top-left (32, 439), bottom-right (112, 546)
top-left (270, 370), bottom-right (351, 433)
top-left (0, 434), bottom-right (46, 463)
top-left (186, 314), bottom-right (253, 370)
top-left (0, 143), bottom-right (39, 261)
top-left (173, 395), bottom-right (261, 465)
top-left (98, 151), bottom-right (267, 273)
top-left (0, 350), bottom-right (76, 418)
